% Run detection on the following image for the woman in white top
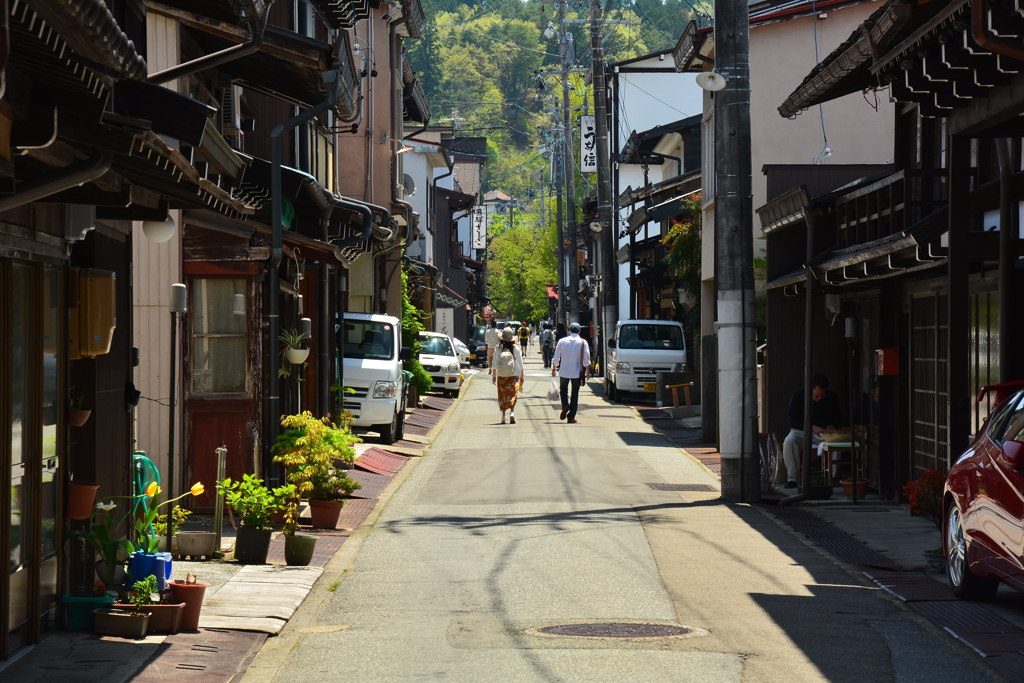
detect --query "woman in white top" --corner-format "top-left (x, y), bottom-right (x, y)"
top-left (491, 327), bottom-right (525, 424)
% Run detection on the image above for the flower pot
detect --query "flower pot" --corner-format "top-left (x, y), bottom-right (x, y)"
top-left (61, 594), bottom-right (114, 631)
top-left (168, 580), bottom-right (209, 630)
top-left (69, 408), bottom-right (92, 427)
top-left (284, 533), bottom-right (318, 566)
top-left (840, 479), bottom-right (870, 498)
top-left (234, 525), bottom-right (272, 564)
top-left (308, 499), bottom-right (343, 529)
top-left (807, 485), bottom-right (833, 501)
top-left (95, 560), bottom-right (127, 587)
top-left (174, 532), bottom-right (217, 559)
top-left (285, 347), bottom-right (309, 364)
top-left (93, 608), bottom-right (150, 639)
top-left (113, 602), bottom-right (184, 634)
top-left (67, 482), bottom-right (99, 519)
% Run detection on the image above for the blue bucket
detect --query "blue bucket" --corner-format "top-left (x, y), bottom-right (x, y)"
top-left (126, 551), bottom-right (173, 590)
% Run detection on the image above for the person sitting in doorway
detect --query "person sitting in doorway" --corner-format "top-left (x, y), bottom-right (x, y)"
top-left (782, 374), bottom-right (842, 488)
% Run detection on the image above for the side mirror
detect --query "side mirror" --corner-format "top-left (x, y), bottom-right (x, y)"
top-left (608, 339), bottom-right (616, 349)
top-left (400, 346), bottom-right (412, 362)
top-left (1002, 439), bottom-right (1024, 469)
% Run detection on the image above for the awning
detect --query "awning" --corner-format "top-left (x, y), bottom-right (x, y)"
top-left (618, 169), bottom-right (701, 208)
top-left (547, 285), bottom-right (558, 299)
top-left (649, 191), bottom-right (697, 223)
top-left (672, 19), bottom-right (709, 73)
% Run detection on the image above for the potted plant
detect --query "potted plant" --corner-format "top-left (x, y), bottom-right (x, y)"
top-left (66, 480), bottom-right (100, 520)
top-left (216, 475), bottom-right (292, 564)
top-left (169, 572), bottom-right (210, 631)
top-left (280, 498), bottom-right (318, 567)
top-left (128, 481), bottom-right (205, 589)
top-left (66, 500), bottom-right (133, 587)
top-left (69, 395), bottom-right (92, 427)
top-left (280, 328), bottom-right (310, 365)
top-left (806, 473), bottom-right (833, 500)
top-left (272, 411), bottom-right (362, 530)
top-left (155, 505), bottom-right (190, 554)
top-left (112, 574), bottom-right (184, 633)
top-left (902, 469), bottom-right (945, 529)
top-left (93, 574), bottom-right (154, 639)
top-left (840, 478), bottom-right (870, 498)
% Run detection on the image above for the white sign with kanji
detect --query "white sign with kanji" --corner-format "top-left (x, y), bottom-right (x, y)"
top-left (580, 115), bottom-right (596, 173)
top-left (472, 206), bottom-right (487, 249)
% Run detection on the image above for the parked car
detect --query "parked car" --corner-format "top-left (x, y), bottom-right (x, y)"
top-left (605, 319), bottom-right (688, 402)
top-left (452, 337), bottom-right (470, 366)
top-left (418, 331), bottom-right (463, 397)
top-left (944, 382), bottom-right (1024, 599)
top-left (467, 325), bottom-right (488, 366)
top-left (339, 312), bottom-right (411, 444)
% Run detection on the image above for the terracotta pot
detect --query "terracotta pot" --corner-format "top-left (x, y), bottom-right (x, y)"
top-left (69, 408), bottom-right (92, 427)
top-left (840, 479), bottom-right (870, 498)
top-left (93, 608), bottom-right (149, 639)
top-left (234, 526), bottom-right (272, 564)
top-left (168, 580), bottom-right (209, 630)
top-left (284, 533), bottom-right (318, 566)
top-left (308, 499), bottom-right (343, 529)
top-left (67, 483), bottom-right (99, 519)
top-left (113, 602), bottom-right (184, 633)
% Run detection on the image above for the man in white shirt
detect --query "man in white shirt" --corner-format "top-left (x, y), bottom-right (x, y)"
top-left (551, 322), bottom-right (591, 423)
top-left (484, 320), bottom-right (499, 375)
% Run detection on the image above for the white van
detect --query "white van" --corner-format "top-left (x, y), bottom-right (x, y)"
top-left (606, 319), bottom-right (688, 402)
top-left (340, 312), bottom-right (410, 443)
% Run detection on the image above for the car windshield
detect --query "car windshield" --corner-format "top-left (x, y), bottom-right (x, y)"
top-left (342, 321), bottom-right (395, 360)
top-left (420, 335), bottom-right (454, 357)
top-left (470, 326), bottom-right (486, 343)
top-left (618, 324), bottom-right (684, 350)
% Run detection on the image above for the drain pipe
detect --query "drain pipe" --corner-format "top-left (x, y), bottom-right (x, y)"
top-left (996, 139), bottom-right (1014, 382)
top-left (780, 205), bottom-right (818, 506)
top-left (972, 0), bottom-right (1024, 62)
top-left (0, 153), bottom-right (112, 213)
top-left (304, 181), bottom-right (336, 418)
top-left (149, 13), bottom-right (266, 84)
top-left (268, 74), bottom-right (340, 484)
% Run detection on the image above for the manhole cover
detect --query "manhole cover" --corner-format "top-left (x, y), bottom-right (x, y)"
top-left (537, 623), bottom-right (691, 638)
top-left (648, 483), bottom-right (716, 492)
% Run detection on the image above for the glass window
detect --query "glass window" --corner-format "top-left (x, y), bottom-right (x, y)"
top-left (191, 279), bottom-right (247, 394)
top-left (617, 324), bottom-right (684, 350)
top-left (342, 321), bottom-right (395, 360)
top-left (469, 326), bottom-right (486, 343)
top-left (418, 335), bottom-right (453, 357)
top-left (40, 269), bottom-right (59, 560)
top-left (997, 392), bottom-right (1024, 445)
top-left (987, 392), bottom-right (1023, 443)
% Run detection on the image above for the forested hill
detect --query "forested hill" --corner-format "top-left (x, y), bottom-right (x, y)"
top-left (406, 0), bottom-right (699, 197)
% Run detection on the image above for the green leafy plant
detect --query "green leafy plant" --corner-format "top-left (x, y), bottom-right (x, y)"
top-left (402, 269), bottom-right (435, 395)
top-left (65, 501), bottom-right (134, 581)
top-left (810, 473), bottom-right (826, 487)
top-left (661, 193), bottom-right (703, 338)
top-left (133, 482), bottom-right (205, 555)
top-left (216, 474), bottom-right (292, 530)
top-left (128, 574), bottom-right (158, 615)
top-left (279, 328), bottom-right (306, 350)
top-left (273, 412), bottom-right (362, 519)
top-left (902, 469), bottom-right (946, 529)
top-left (153, 506), bottom-right (191, 536)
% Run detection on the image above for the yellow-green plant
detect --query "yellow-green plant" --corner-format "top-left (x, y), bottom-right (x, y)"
top-left (272, 412), bottom-right (362, 507)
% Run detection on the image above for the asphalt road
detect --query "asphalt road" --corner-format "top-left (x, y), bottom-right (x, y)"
top-left (256, 350), bottom-right (1002, 683)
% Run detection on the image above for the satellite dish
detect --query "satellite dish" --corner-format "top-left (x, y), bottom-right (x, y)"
top-left (402, 173), bottom-right (417, 197)
top-left (696, 70), bottom-right (727, 92)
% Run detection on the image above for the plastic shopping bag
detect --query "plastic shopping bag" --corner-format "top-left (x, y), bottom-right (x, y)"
top-left (546, 377), bottom-right (560, 402)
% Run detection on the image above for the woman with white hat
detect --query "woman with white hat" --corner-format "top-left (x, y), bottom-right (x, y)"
top-left (492, 327), bottom-right (525, 424)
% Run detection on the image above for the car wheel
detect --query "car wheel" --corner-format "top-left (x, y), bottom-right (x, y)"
top-left (946, 503), bottom-right (999, 600)
top-left (607, 380), bottom-right (619, 402)
top-left (394, 400), bottom-right (406, 441)
top-left (378, 409), bottom-right (400, 445)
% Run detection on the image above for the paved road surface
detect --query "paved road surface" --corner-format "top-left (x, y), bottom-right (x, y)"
top-left (257, 351), bottom-right (1000, 682)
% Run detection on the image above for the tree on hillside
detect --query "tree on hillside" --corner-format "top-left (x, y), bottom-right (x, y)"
top-left (487, 209), bottom-right (557, 321)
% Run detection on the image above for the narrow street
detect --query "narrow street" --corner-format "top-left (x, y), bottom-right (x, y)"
top-left (248, 351), bottom-right (997, 683)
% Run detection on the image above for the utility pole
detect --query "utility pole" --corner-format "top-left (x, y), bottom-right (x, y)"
top-left (558, 0), bottom-right (579, 325)
top-left (589, 0), bottom-right (615, 383)
top-left (554, 129), bottom-right (566, 325)
top-left (715, 0), bottom-right (760, 502)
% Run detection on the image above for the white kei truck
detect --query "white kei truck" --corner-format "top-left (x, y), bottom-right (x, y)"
top-left (339, 312), bottom-right (411, 444)
top-left (605, 319), bottom-right (688, 402)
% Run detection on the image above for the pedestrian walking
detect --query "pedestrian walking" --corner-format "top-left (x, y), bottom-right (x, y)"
top-left (492, 327), bottom-right (525, 424)
top-left (484, 320), bottom-right (499, 375)
top-left (554, 322), bottom-right (567, 345)
top-left (539, 322), bottom-right (554, 368)
top-left (551, 322), bottom-right (591, 423)
top-left (518, 321), bottom-right (530, 349)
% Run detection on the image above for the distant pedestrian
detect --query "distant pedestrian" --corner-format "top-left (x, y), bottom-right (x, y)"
top-left (551, 322), bottom-right (591, 423)
top-left (492, 327), bottom-right (525, 424)
top-left (518, 321), bottom-right (530, 348)
top-left (539, 322), bottom-right (554, 368)
top-left (484, 320), bottom-right (499, 375)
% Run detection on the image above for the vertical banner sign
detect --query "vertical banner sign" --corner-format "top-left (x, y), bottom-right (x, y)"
top-left (580, 115), bottom-right (596, 173)
top-left (472, 206), bottom-right (487, 249)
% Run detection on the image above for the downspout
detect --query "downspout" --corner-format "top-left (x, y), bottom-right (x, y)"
top-left (304, 180), bottom-right (334, 418)
top-left (972, 0), bottom-right (1024, 62)
top-left (781, 204), bottom-right (817, 506)
top-left (0, 153), bottom-right (112, 213)
top-left (148, 13), bottom-right (266, 84)
top-left (387, 12), bottom-right (418, 308)
top-left (269, 72), bottom-right (341, 484)
top-left (996, 139), bottom-right (1014, 382)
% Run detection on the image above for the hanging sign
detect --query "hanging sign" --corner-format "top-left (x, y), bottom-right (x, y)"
top-left (472, 206), bottom-right (487, 249)
top-left (580, 115), bottom-right (596, 173)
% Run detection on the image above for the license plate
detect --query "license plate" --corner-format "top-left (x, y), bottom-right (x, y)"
top-left (470, 354), bottom-right (476, 359)
top-left (643, 383), bottom-right (657, 392)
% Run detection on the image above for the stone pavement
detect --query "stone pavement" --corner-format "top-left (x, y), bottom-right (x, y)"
top-left (245, 351), bottom-right (1001, 683)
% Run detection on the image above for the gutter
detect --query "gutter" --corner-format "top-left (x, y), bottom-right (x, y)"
top-left (148, 11), bottom-right (266, 85)
top-left (0, 153), bottom-right (112, 213)
top-left (972, 0), bottom-right (1024, 61)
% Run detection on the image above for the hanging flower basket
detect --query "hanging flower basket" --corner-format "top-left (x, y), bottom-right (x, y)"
top-left (285, 347), bottom-right (310, 364)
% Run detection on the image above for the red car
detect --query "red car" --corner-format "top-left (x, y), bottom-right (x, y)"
top-left (943, 382), bottom-right (1024, 599)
